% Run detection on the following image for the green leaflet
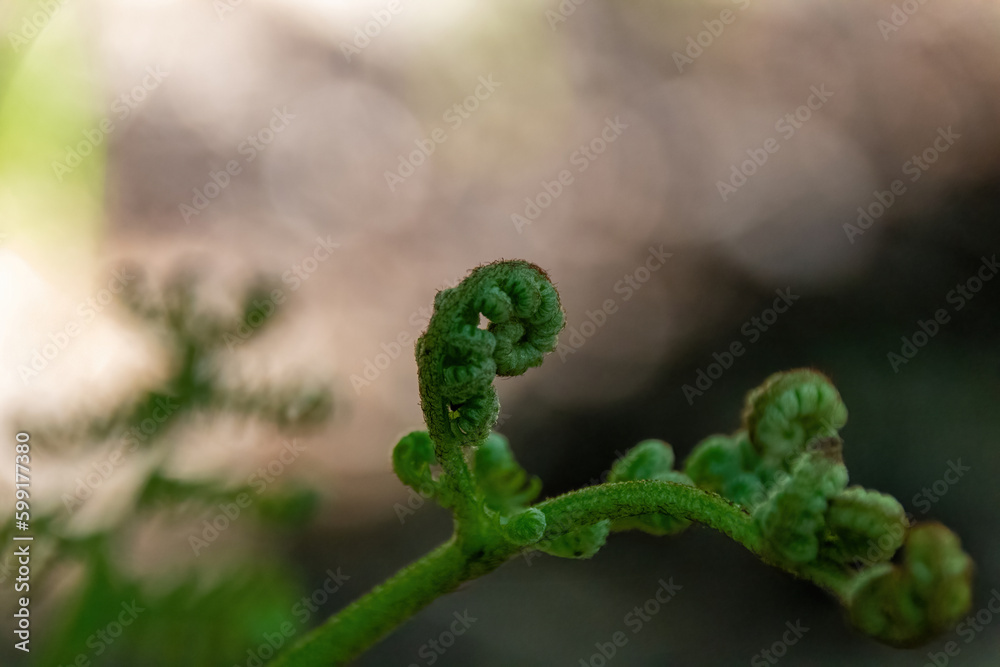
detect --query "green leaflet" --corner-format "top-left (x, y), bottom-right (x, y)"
top-left (823, 486), bottom-right (908, 566)
top-left (848, 523), bottom-right (973, 646)
top-left (753, 438), bottom-right (849, 563)
top-left (611, 439), bottom-right (678, 479)
top-left (473, 432), bottom-right (542, 516)
top-left (537, 520), bottom-right (611, 560)
top-left (685, 369), bottom-right (849, 512)
top-left (743, 369), bottom-right (848, 470)
top-left (502, 508), bottom-right (547, 546)
top-left (392, 430), bottom-right (438, 497)
top-left (685, 431), bottom-right (767, 508)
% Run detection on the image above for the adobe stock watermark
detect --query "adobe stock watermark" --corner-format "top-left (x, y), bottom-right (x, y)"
top-left (716, 84), bottom-right (834, 202)
top-left (922, 589), bottom-right (1000, 667)
top-left (555, 245), bottom-right (672, 361)
top-left (545, 0), bottom-right (589, 31)
top-left (673, 0), bottom-right (752, 73)
top-left (236, 567), bottom-right (351, 667)
top-left (877, 0), bottom-right (932, 41)
top-left (180, 106), bottom-right (295, 224)
top-left (393, 480), bottom-right (434, 524)
top-left (385, 75), bottom-right (502, 193)
top-left (393, 415), bottom-right (511, 524)
top-left (845, 458), bottom-right (971, 569)
top-left (406, 610), bottom-right (477, 667)
top-left (189, 439), bottom-right (306, 555)
top-left (843, 126), bottom-right (960, 243)
top-left (223, 236), bottom-right (339, 351)
top-left (750, 620), bottom-right (809, 666)
top-left (350, 329), bottom-right (415, 394)
top-left (213, 0), bottom-right (245, 20)
top-left (291, 567), bottom-right (351, 625)
top-left (52, 65), bottom-right (169, 182)
top-left (6, 0), bottom-right (67, 52)
top-left (350, 275), bottom-right (463, 395)
top-left (17, 267), bottom-right (135, 385)
top-left (519, 448), bottom-right (638, 567)
top-left (338, 0), bottom-right (407, 62)
top-left (61, 395), bottom-right (180, 513)
top-left (577, 578), bottom-right (682, 666)
top-left (511, 116), bottom-right (629, 233)
top-left (887, 254), bottom-right (997, 373)
top-left (682, 288), bottom-right (799, 405)
top-left (913, 459), bottom-right (970, 514)
top-left (59, 600), bottom-right (145, 666)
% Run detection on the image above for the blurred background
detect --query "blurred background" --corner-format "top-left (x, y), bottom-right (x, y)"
top-left (2, 0), bottom-right (999, 665)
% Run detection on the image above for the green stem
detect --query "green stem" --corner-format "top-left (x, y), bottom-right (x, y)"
top-left (270, 480), bottom-right (856, 665)
top-left (437, 436), bottom-right (484, 535)
top-left (537, 481), bottom-right (854, 599)
top-left (270, 539), bottom-right (471, 667)
top-left (536, 481), bottom-right (760, 547)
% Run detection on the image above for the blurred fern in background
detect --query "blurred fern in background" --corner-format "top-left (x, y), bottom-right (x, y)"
top-left (1, 8), bottom-right (332, 661)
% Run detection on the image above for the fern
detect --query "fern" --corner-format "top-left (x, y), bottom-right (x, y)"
top-left (272, 259), bottom-right (973, 665)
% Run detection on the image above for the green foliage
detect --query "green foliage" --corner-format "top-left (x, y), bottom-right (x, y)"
top-left (848, 523), bottom-right (973, 646)
top-left (0, 17), bottom-right (332, 664)
top-left (128, 565), bottom-right (302, 666)
top-left (753, 438), bottom-right (849, 563)
top-left (823, 486), bottom-right (908, 566)
top-left (685, 432), bottom-right (766, 507)
top-left (473, 432), bottom-right (542, 515)
top-left (685, 370), bottom-right (848, 513)
top-left (537, 520), bottom-right (611, 559)
top-left (392, 430), bottom-right (438, 497)
top-left (7, 271), bottom-right (331, 667)
top-left (271, 260), bottom-right (975, 666)
top-left (417, 260), bottom-right (564, 445)
top-left (255, 486), bottom-right (322, 525)
top-left (41, 555), bottom-right (301, 667)
top-left (743, 369), bottom-right (848, 470)
top-left (501, 507), bottom-right (547, 546)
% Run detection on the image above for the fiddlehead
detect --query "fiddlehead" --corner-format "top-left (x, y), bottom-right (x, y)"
top-left (391, 430), bottom-right (439, 499)
top-left (472, 432), bottom-right (547, 546)
top-left (537, 520), bottom-right (611, 559)
top-left (684, 431), bottom-right (766, 507)
top-left (409, 260), bottom-right (563, 534)
top-left (416, 260), bottom-right (564, 448)
top-left (473, 432), bottom-right (542, 516)
top-left (683, 369), bottom-right (971, 644)
top-left (847, 522), bottom-right (973, 646)
top-left (272, 261), bottom-right (975, 667)
top-left (743, 369), bottom-right (848, 472)
top-left (823, 486), bottom-right (908, 566)
top-left (752, 437), bottom-right (849, 563)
